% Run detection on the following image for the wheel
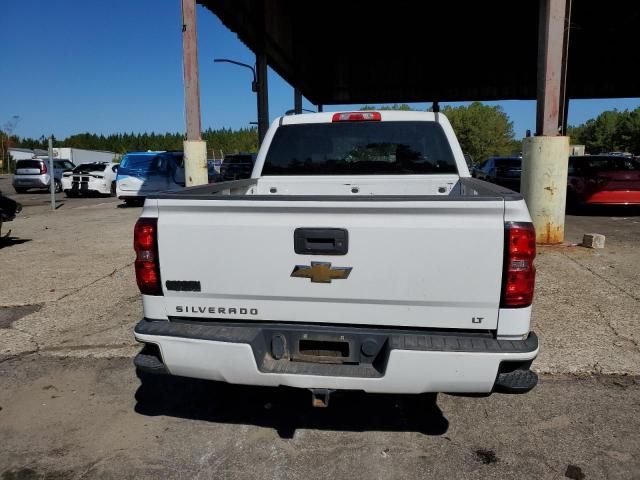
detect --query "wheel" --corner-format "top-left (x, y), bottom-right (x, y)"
top-left (124, 198), bottom-right (143, 207)
top-left (54, 180), bottom-right (62, 193)
top-left (110, 182), bottom-right (117, 197)
top-left (65, 191), bottom-right (77, 198)
top-left (13, 187), bottom-right (27, 194)
top-left (565, 189), bottom-right (584, 214)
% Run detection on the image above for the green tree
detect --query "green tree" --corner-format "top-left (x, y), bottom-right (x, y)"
top-left (0, 130), bottom-right (10, 173)
top-left (15, 128), bottom-right (259, 157)
top-left (441, 102), bottom-right (520, 163)
top-left (567, 107), bottom-right (640, 154)
top-left (360, 104), bottom-right (414, 111)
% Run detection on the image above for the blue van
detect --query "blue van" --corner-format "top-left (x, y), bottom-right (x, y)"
top-left (115, 151), bottom-right (186, 205)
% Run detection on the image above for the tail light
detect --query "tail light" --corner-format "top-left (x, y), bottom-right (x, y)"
top-left (40, 163), bottom-right (48, 174)
top-left (134, 217), bottom-right (162, 295)
top-left (501, 222), bottom-right (536, 308)
top-left (332, 112), bottom-right (381, 122)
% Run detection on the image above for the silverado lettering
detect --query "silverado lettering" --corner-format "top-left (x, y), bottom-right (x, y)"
top-left (175, 306), bottom-right (258, 315)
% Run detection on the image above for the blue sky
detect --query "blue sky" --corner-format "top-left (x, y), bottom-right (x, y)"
top-left (2, 0), bottom-right (640, 140)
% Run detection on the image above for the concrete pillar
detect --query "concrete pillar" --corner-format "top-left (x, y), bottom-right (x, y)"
top-left (521, 136), bottom-right (569, 244)
top-left (181, 0), bottom-right (207, 186)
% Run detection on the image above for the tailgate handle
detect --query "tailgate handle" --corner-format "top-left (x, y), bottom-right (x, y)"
top-left (294, 228), bottom-right (348, 255)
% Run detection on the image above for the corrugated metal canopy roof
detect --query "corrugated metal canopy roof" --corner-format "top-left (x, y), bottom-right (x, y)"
top-left (199, 0), bottom-right (640, 104)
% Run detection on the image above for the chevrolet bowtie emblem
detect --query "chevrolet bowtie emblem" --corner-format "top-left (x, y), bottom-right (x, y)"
top-left (291, 262), bottom-right (352, 283)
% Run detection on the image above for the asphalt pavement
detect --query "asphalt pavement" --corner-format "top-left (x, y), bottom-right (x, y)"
top-left (0, 176), bottom-right (639, 478)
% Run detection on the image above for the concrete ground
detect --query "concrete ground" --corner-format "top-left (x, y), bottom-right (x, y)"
top-left (1, 175), bottom-right (639, 478)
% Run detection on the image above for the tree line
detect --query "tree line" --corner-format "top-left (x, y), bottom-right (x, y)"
top-left (361, 102), bottom-right (521, 163)
top-left (3, 104), bottom-right (639, 171)
top-left (567, 107), bottom-right (640, 155)
top-left (10, 127), bottom-right (259, 159)
top-left (361, 103), bottom-right (640, 160)
top-left (3, 102), bottom-right (522, 167)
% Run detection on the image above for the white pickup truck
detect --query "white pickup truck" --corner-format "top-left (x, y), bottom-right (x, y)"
top-left (133, 111), bottom-right (538, 406)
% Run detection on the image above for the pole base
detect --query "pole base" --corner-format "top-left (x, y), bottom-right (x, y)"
top-left (183, 140), bottom-right (208, 187)
top-left (521, 136), bottom-right (570, 244)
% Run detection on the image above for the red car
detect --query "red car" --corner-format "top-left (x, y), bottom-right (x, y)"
top-left (567, 155), bottom-right (640, 206)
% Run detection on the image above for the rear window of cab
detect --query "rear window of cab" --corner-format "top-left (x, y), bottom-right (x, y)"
top-left (16, 160), bottom-right (42, 169)
top-left (262, 121), bottom-right (457, 175)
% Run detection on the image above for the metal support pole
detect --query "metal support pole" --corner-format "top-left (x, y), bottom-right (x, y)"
top-left (536, 0), bottom-right (567, 136)
top-left (181, 0), bottom-right (208, 186)
top-left (522, 0), bottom-right (570, 244)
top-left (294, 88), bottom-right (302, 114)
top-left (256, 53), bottom-right (269, 145)
top-left (560, 96), bottom-right (570, 136)
top-left (48, 136), bottom-right (55, 210)
top-left (558, 0), bottom-right (572, 136)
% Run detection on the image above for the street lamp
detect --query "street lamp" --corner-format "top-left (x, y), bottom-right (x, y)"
top-left (214, 57), bottom-right (269, 145)
top-left (213, 58), bottom-right (257, 92)
top-left (285, 108), bottom-right (317, 115)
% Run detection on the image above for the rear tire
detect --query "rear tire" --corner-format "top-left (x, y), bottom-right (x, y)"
top-left (124, 198), bottom-right (143, 207)
top-left (54, 180), bottom-right (62, 193)
top-left (566, 190), bottom-right (584, 214)
top-left (65, 191), bottom-right (77, 198)
top-left (110, 182), bottom-right (117, 197)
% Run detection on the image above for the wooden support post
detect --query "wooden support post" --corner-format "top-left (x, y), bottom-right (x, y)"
top-left (181, 0), bottom-right (208, 186)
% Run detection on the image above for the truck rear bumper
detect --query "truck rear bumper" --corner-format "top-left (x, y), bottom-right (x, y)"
top-left (134, 319), bottom-right (538, 394)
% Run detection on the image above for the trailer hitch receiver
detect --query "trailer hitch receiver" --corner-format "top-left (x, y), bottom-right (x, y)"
top-left (310, 389), bottom-right (334, 408)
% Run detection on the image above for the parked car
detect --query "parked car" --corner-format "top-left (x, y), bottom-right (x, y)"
top-left (567, 155), bottom-right (640, 206)
top-left (12, 158), bottom-right (75, 193)
top-left (116, 151), bottom-right (185, 206)
top-left (62, 162), bottom-right (119, 197)
top-left (207, 159), bottom-right (221, 183)
top-left (117, 151), bottom-right (221, 206)
top-left (472, 156), bottom-right (522, 191)
top-left (219, 153), bottom-right (256, 181)
top-left (0, 191), bottom-right (22, 237)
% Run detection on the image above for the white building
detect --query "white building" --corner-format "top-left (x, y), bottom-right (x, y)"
top-left (9, 147), bottom-right (117, 165)
top-left (8, 147), bottom-right (48, 161)
top-left (50, 148), bottom-right (116, 165)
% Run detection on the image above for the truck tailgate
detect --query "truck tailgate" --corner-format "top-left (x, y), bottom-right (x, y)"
top-left (155, 198), bottom-right (505, 330)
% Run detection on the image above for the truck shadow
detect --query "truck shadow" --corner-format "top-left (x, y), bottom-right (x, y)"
top-left (0, 235), bottom-right (31, 249)
top-left (134, 374), bottom-right (449, 438)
